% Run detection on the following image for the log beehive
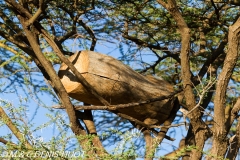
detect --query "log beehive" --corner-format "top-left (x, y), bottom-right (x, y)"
top-left (58, 50), bottom-right (176, 125)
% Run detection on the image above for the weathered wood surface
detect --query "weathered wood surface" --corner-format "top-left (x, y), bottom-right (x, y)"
top-left (58, 50), bottom-right (176, 125)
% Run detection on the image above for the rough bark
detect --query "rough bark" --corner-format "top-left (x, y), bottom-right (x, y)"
top-left (208, 17), bottom-right (240, 159)
top-left (14, 13), bottom-right (89, 153)
top-left (3, 1), bottom-right (109, 156)
top-left (226, 118), bottom-right (240, 160)
top-left (143, 129), bottom-right (154, 160)
top-left (157, 0), bottom-right (211, 159)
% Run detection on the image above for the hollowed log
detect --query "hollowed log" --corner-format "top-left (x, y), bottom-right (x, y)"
top-left (58, 50), bottom-right (176, 125)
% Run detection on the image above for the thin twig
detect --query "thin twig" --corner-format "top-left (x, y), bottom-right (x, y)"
top-left (52, 89), bottom-right (182, 110)
top-left (150, 123), bottom-right (185, 129)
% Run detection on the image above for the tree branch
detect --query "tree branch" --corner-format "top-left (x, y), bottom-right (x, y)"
top-left (52, 89), bottom-right (182, 110)
top-left (162, 138), bottom-right (186, 159)
top-left (0, 42), bottom-right (31, 62)
top-left (209, 16), bottom-right (240, 159)
top-left (196, 37), bottom-right (227, 83)
top-left (78, 19), bottom-right (97, 51)
top-left (26, 0), bottom-right (44, 26)
top-left (0, 107), bottom-right (33, 150)
top-left (0, 30), bottom-right (30, 49)
top-left (77, 110), bottom-right (108, 156)
top-left (122, 26), bottom-right (173, 54)
top-left (155, 99), bottom-right (180, 142)
top-left (6, 0), bottom-right (33, 19)
top-left (19, 16), bottom-right (88, 149)
top-left (157, 1), bottom-right (211, 159)
top-left (0, 10), bottom-right (22, 33)
top-left (33, 22), bottom-right (110, 106)
top-left (226, 117), bottom-right (240, 160)
top-left (0, 137), bottom-right (17, 148)
top-left (143, 129), bottom-right (154, 160)
top-left (225, 97), bottom-right (240, 135)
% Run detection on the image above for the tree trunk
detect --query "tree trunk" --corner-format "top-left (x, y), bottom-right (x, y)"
top-left (207, 17), bottom-right (240, 160)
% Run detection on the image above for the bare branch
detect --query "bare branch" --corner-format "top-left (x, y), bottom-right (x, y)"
top-left (77, 109), bottom-right (108, 156)
top-left (57, 30), bottom-right (77, 44)
top-left (0, 30), bottom-right (30, 49)
top-left (186, 78), bottom-right (217, 116)
top-left (6, 0), bottom-right (32, 19)
top-left (139, 53), bottom-right (180, 74)
top-left (210, 0), bottom-right (220, 20)
top-left (143, 129), bottom-right (153, 160)
top-left (196, 37), bottom-right (227, 82)
top-left (231, 97), bottom-right (240, 116)
top-left (225, 97), bottom-right (240, 132)
top-left (122, 22), bottom-right (172, 53)
top-left (162, 138), bottom-right (186, 159)
top-left (78, 19), bottom-right (97, 51)
top-left (153, 99), bottom-right (180, 145)
top-left (0, 10), bottom-right (22, 33)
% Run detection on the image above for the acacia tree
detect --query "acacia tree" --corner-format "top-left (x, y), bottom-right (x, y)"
top-left (0, 0), bottom-right (240, 159)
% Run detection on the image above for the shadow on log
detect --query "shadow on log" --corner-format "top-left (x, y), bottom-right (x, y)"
top-left (58, 50), bottom-right (177, 125)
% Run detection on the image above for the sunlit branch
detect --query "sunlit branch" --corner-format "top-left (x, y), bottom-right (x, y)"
top-left (0, 42), bottom-right (31, 62)
top-left (0, 107), bottom-right (33, 150)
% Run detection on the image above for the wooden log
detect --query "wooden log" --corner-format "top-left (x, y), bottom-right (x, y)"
top-left (58, 50), bottom-right (177, 125)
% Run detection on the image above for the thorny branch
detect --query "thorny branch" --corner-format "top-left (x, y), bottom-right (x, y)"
top-left (0, 107), bottom-right (33, 150)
